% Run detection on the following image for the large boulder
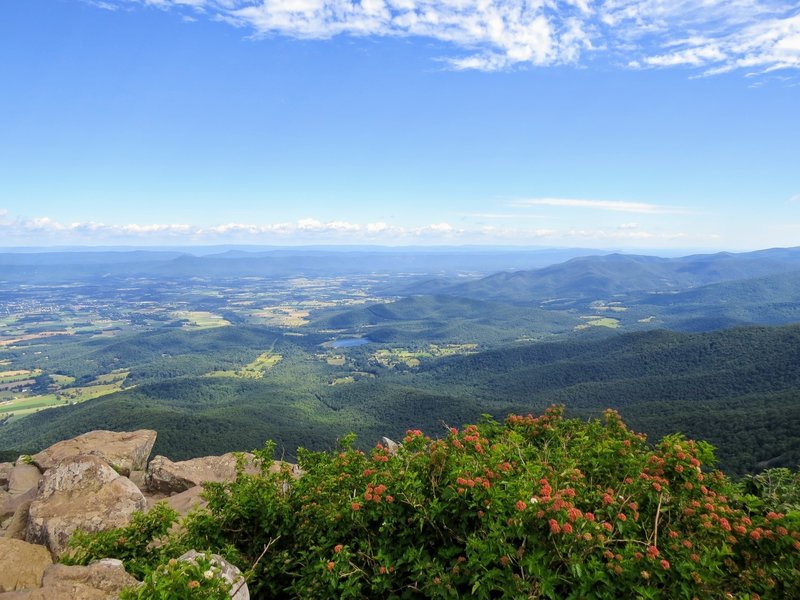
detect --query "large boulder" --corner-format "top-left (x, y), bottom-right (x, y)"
top-left (161, 486), bottom-right (208, 517)
top-left (178, 550), bottom-right (248, 600)
top-left (1, 487), bottom-right (37, 521)
top-left (0, 538), bottom-right (53, 592)
top-left (0, 462), bottom-right (12, 489)
top-left (3, 499), bottom-right (32, 539)
top-left (0, 586), bottom-right (107, 600)
top-left (145, 453), bottom-right (260, 495)
top-left (30, 430), bottom-right (156, 477)
top-left (25, 456), bottom-right (146, 557)
top-left (127, 470), bottom-right (146, 491)
top-left (7, 464), bottom-right (41, 497)
top-left (0, 559), bottom-right (139, 600)
top-left (43, 559), bottom-right (139, 596)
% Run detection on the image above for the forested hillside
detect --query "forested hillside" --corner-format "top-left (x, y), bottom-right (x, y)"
top-left (3, 324), bottom-right (799, 475)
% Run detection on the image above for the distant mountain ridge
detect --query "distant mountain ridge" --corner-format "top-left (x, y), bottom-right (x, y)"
top-left (0, 247), bottom-right (611, 282)
top-left (433, 247), bottom-right (800, 303)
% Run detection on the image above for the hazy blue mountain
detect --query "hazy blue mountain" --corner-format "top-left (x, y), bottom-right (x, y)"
top-left (0, 251), bottom-right (188, 265)
top-left (0, 247), bottom-right (609, 283)
top-left (439, 248), bottom-right (800, 303)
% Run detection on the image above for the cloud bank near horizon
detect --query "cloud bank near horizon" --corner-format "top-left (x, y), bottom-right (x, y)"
top-left (87, 0), bottom-right (800, 75)
top-left (0, 209), bottom-right (695, 247)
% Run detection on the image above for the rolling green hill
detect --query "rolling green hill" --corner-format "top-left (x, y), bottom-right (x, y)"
top-left (9, 325), bottom-right (298, 383)
top-left (312, 295), bottom-right (578, 343)
top-left (631, 270), bottom-right (800, 331)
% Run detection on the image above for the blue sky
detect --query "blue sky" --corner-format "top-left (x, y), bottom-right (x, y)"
top-left (1, 0), bottom-right (798, 250)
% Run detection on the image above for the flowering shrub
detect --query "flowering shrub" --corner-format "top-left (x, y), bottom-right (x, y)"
top-left (69, 407), bottom-right (800, 598)
top-left (64, 503), bottom-right (180, 579)
top-left (172, 407), bottom-right (798, 598)
top-left (120, 552), bottom-right (232, 600)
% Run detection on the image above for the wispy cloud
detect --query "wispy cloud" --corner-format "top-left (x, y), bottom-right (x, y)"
top-left (509, 197), bottom-right (688, 214)
top-left (86, 1), bottom-right (800, 76)
top-left (565, 228), bottom-right (689, 241)
top-left (458, 213), bottom-right (548, 219)
top-left (82, 0), bottom-right (121, 10)
top-left (788, 193), bottom-right (800, 204)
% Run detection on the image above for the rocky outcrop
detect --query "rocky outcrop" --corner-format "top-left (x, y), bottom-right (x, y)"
top-left (381, 437), bottom-right (400, 455)
top-left (25, 456), bottom-right (146, 557)
top-left (0, 538), bottom-right (53, 592)
top-left (7, 464), bottom-right (41, 497)
top-left (178, 550), bottom-right (249, 600)
top-left (145, 452), bottom-right (261, 495)
top-left (42, 559), bottom-right (139, 596)
top-left (30, 430), bottom-right (156, 477)
top-left (1, 428), bottom-right (303, 598)
top-left (127, 470), bottom-right (146, 490)
top-left (2, 464), bottom-right (41, 532)
top-left (160, 486), bottom-right (208, 516)
top-left (0, 559), bottom-right (139, 600)
top-left (1, 487), bottom-right (37, 522)
top-left (3, 499), bottom-right (32, 540)
top-left (0, 462), bottom-right (12, 489)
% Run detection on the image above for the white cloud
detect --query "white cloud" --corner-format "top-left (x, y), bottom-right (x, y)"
top-left (82, 0), bottom-right (121, 10)
top-left (510, 197), bottom-right (687, 214)
top-left (0, 210), bottom-right (752, 248)
top-left (25, 217), bottom-right (67, 231)
top-left (296, 218), bottom-right (363, 232)
top-left (366, 221), bottom-right (390, 233)
top-left (421, 222), bottom-right (454, 233)
top-left (565, 227), bottom-right (688, 240)
top-left (87, 0), bottom-right (800, 76)
top-left (459, 212), bottom-right (548, 219)
top-left (0, 212), bottom-right (468, 243)
top-left (645, 45), bottom-right (727, 67)
top-left (788, 193), bottom-right (800, 204)
top-left (0, 210), bottom-right (592, 246)
top-left (638, 10), bottom-right (800, 76)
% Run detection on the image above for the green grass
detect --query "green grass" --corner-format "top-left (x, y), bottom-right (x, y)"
top-left (576, 317), bottom-right (620, 330)
top-left (205, 351), bottom-right (283, 379)
top-left (372, 344), bottom-right (479, 368)
top-left (0, 372), bottom-right (129, 422)
top-left (50, 373), bottom-right (77, 385)
top-left (173, 311), bottom-right (231, 329)
top-left (91, 371), bottom-right (129, 385)
top-left (0, 369), bottom-right (41, 384)
top-left (1, 394), bottom-right (62, 419)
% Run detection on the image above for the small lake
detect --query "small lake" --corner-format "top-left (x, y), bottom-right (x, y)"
top-left (329, 337), bottom-right (372, 348)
